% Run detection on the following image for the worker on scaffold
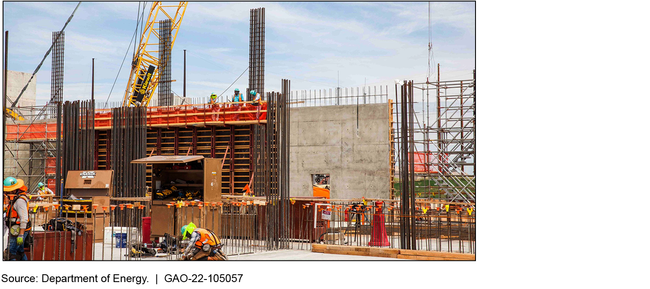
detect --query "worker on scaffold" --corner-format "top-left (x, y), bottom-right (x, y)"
top-left (209, 93), bottom-right (218, 105)
top-left (36, 182), bottom-right (53, 196)
top-left (3, 177), bottom-right (31, 261)
top-left (232, 88), bottom-right (243, 107)
top-left (179, 222), bottom-right (227, 261)
top-left (250, 90), bottom-right (261, 106)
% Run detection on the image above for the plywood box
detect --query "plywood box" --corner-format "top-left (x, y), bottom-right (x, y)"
top-left (151, 204), bottom-right (175, 237)
top-left (131, 156), bottom-right (222, 237)
top-left (65, 170), bottom-right (113, 198)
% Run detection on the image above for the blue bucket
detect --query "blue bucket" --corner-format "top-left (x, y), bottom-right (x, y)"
top-left (115, 233), bottom-right (127, 248)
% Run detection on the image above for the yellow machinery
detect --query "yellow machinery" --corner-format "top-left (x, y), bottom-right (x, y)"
top-left (123, 2), bottom-right (188, 107)
top-left (5, 108), bottom-right (24, 121)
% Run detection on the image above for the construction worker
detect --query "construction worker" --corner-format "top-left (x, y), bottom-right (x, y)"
top-left (37, 182), bottom-right (53, 196)
top-left (250, 90), bottom-right (261, 106)
top-left (232, 88), bottom-right (243, 106)
top-left (180, 222), bottom-right (227, 261)
top-left (209, 93), bottom-right (218, 104)
top-left (3, 177), bottom-right (31, 261)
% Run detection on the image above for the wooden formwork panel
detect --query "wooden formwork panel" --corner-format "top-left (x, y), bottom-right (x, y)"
top-left (97, 124), bottom-right (254, 197)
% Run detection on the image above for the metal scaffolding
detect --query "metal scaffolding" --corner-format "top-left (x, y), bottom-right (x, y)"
top-left (4, 104), bottom-right (59, 194)
top-left (393, 67), bottom-right (476, 204)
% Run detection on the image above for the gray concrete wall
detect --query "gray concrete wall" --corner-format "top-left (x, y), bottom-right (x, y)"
top-left (4, 70), bottom-right (37, 186)
top-left (6, 70), bottom-right (36, 107)
top-left (290, 103), bottom-right (391, 199)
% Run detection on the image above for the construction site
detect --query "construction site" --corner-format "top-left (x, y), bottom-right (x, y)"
top-left (2, 2), bottom-right (475, 261)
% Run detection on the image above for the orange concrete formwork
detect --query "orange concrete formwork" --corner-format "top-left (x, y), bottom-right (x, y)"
top-left (5, 101), bottom-right (269, 141)
top-left (94, 101), bottom-right (268, 129)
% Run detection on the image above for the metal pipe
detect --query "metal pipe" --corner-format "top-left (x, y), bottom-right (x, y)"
top-left (3, 31), bottom-right (7, 151)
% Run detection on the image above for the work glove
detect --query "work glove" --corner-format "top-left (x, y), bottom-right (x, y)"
top-left (16, 235), bottom-right (24, 245)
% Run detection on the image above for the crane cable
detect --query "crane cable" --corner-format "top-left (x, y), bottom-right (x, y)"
top-left (10, 2), bottom-right (81, 108)
top-left (217, 67), bottom-right (249, 103)
top-left (103, 1), bottom-right (148, 108)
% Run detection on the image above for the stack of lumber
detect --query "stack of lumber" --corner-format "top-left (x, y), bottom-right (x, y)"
top-left (312, 244), bottom-right (475, 260)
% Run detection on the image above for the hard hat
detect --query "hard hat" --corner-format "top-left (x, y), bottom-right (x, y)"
top-left (4, 177), bottom-right (17, 187)
top-left (38, 182), bottom-right (45, 188)
top-left (4, 177), bottom-right (24, 192)
top-left (210, 93), bottom-right (217, 98)
top-left (234, 88), bottom-right (240, 92)
top-left (181, 225), bottom-right (187, 238)
top-left (181, 222), bottom-right (197, 240)
top-left (250, 90), bottom-right (256, 95)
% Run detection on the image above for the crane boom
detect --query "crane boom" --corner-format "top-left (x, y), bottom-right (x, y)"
top-left (123, 2), bottom-right (188, 107)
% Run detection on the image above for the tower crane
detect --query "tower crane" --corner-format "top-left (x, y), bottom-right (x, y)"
top-left (123, 2), bottom-right (188, 107)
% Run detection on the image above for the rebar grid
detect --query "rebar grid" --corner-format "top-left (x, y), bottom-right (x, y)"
top-left (289, 86), bottom-right (390, 108)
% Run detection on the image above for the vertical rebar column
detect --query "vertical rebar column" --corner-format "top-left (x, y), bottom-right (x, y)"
top-left (249, 8), bottom-right (265, 100)
top-left (408, 81), bottom-right (417, 250)
top-left (51, 31), bottom-right (64, 115)
top-left (52, 31), bottom-right (65, 199)
top-left (158, 19), bottom-right (172, 106)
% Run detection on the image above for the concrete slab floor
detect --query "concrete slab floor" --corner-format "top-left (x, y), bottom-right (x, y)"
top-left (90, 243), bottom-right (402, 260)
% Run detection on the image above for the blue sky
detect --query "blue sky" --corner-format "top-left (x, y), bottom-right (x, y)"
top-left (3, 1), bottom-right (475, 106)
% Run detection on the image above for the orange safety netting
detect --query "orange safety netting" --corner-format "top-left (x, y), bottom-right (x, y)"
top-left (5, 123), bottom-right (58, 141)
top-left (45, 157), bottom-right (56, 174)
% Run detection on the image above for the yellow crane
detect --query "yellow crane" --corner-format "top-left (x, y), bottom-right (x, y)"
top-left (123, 2), bottom-right (188, 107)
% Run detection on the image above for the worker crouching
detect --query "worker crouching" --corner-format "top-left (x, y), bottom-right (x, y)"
top-left (3, 177), bottom-right (32, 261)
top-left (179, 222), bottom-right (227, 261)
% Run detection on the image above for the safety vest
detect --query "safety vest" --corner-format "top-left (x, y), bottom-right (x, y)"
top-left (193, 228), bottom-right (220, 248)
top-left (38, 187), bottom-right (49, 195)
top-left (5, 193), bottom-right (31, 231)
top-left (232, 94), bottom-right (243, 102)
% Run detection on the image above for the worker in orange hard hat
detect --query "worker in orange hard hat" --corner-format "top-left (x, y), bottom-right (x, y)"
top-left (3, 177), bottom-right (31, 261)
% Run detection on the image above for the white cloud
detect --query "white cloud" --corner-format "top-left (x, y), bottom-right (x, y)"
top-left (5, 2), bottom-right (474, 106)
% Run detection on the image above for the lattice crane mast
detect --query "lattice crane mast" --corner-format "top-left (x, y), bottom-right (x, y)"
top-left (123, 2), bottom-right (188, 107)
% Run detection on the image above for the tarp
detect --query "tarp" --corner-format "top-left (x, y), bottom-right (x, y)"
top-left (412, 153), bottom-right (448, 173)
top-left (5, 123), bottom-right (57, 141)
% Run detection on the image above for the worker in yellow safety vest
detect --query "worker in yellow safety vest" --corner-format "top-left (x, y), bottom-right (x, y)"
top-left (180, 222), bottom-right (227, 261)
top-left (209, 93), bottom-right (218, 104)
top-left (3, 177), bottom-right (31, 261)
top-left (37, 182), bottom-right (53, 196)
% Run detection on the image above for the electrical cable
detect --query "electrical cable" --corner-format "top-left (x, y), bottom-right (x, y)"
top-left (11, 2), bottom-right (81, 107)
